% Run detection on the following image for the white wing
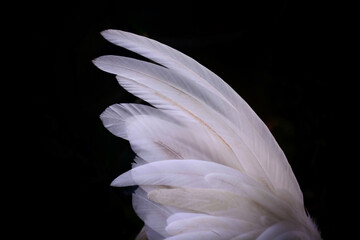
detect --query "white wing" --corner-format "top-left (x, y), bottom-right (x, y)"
top-left (94, 30), bottom-right (321, 240)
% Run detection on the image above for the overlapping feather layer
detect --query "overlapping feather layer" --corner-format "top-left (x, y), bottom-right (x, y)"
top-left (93, 30), bottom-right (321, 240)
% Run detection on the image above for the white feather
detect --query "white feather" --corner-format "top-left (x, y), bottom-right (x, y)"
top-left (97, 31), bottom-right (303, 204)
top-left (102, 103), bottom-right (243, 169)
top-left (94, 50), bottom-right (302, 207)
top-left (165, 214), bottom-right (254, 238)
top-left (164, 231), bottom-right (225, 240)
top-left (132, 188), bottom-right (172, 239)
top-left (111, 160), bottom-right (296, 223)
top-left (94, 30), bottom-right (322, 240)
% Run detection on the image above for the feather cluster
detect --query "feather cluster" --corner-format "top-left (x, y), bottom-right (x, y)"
top-left (93, 30), bottom-right (321, 240)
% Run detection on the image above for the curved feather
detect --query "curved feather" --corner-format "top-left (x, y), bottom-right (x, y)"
top-left (93, 30), bottom-right (322, 240)
top-left (94, 45), bottom-right (302, 207)
top-left (111, 160), bottom-right (297, 222)
top-left (98, 30), bottom-right (302, 204)
top-left (102, 104), bottom-right (242, 169)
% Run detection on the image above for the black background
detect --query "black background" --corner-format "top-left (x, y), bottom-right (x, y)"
top-left (20, 0), bottom-right (338, 239)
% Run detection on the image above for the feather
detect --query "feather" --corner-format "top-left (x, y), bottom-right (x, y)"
top-left (164, 231), bottom-right (225, 240)
top-left (93, 47), bottom-right (302, 207)
top-left (111, 160), bottom-right (250, 189)
top-left (102, 103), bottom-right (243, 169)
top-left (111, 160), bottom-right (300, 225)
top-left (94, 30), bottom-right (322, 239)
top-left (165, 215), bottom-right (254, 238)
top-left (132, 188), bottom-right (171, 238)
top-left (97, 31), bottom-right (303, 204)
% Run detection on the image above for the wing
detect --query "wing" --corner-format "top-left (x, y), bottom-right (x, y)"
top-left (93, 30), bottom-right (321, 240)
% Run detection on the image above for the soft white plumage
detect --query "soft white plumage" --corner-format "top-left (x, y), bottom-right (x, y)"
top-left (93, 30), bottom-right (321, 240)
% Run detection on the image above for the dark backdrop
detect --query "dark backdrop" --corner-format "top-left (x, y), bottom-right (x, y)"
top-left (25, 1), bottom-right (336, 239)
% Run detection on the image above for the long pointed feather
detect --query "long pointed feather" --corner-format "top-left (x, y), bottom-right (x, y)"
top-left (99, 30), bottom-right (303, 203)
top-left (94, 30), bottom-right (322, 240)
top-left (95, 56), bottom-right (273, 192)
top-left (101, 103), bottom-right (243, 169)
top-left (94, 49), bottom-right (302, 206)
